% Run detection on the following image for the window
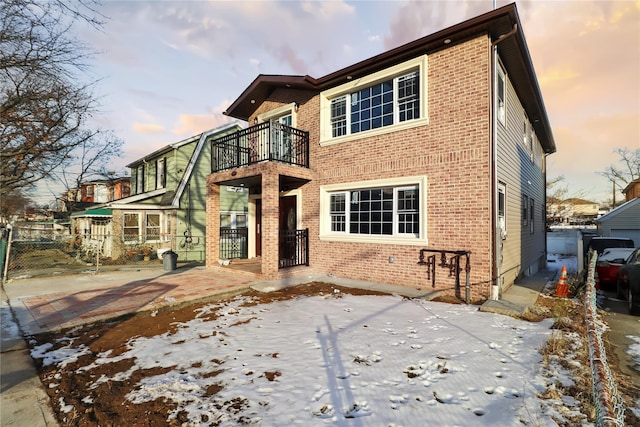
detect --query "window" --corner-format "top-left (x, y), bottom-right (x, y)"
top-left (331, 71), bottom-right (418, 138)
top-left (220, 212), bottom-right (247, 229)
top-left (124, 213), bottom-right (140, 243)
top-left (320, 56), bottom-right (427, 145)
top-left (321, 176), bottom-right (426, 244)
top-left (86, 185), bottom-right (94, 197)
top-left (498, 183), bottom-right (506, 238)
top-left (124, 212), bottom-right (164, 243)
top-left (522, 195), bottom-right (529, 227)
top-left (529, 198), bottom-right (535, 234)
top-left (146, 213), bottom-right (161, 241)
top-left (330, 193), bottom-right (346, 232)
top-left (497, 66), bottom-right (506, 125)
top-left (136, 165), bottom-right (144, 194)
top-left (156, 158), bottom-right (166, 189)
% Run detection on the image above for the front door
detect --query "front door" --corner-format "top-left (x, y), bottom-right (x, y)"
top-left (255, 199), bottom-right (262, 257)
top-left (279, 196), bottom-right (296, 263)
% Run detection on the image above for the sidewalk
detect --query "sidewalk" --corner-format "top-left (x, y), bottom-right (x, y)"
top-left (1, 266), bottom-right (551, 426)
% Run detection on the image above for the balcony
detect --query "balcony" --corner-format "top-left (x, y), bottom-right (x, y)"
top-left (212, 122), bottom-right (309, 172)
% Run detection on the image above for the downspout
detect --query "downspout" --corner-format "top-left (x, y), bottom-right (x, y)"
top-left (490, 23), bottom-right (517, 300)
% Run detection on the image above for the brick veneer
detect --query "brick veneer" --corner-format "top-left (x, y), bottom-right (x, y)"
top-left (207, 35), bottom-right (495, 300)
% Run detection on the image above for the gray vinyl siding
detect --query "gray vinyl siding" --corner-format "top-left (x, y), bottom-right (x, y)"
top-left (496, 61), bottom-right (547, 285)
top-left (597, 200), bottom-right (640, 244)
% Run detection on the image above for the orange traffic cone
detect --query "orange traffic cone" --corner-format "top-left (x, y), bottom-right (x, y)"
top-left (556, 266), bottom-right (569, 297)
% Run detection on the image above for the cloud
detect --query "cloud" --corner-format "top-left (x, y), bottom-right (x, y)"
top-left (171, 99), bottom-right (239, 137)
top-left (383, 0), bottom-right (490, 51)
top-left (132, 123), bottom-right (165, 135)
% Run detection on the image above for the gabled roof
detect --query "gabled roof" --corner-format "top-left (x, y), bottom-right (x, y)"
top-left (596, 197), bottom-right (640, 223)
top-left (224, 2), bottom-right (555, 155)
top-left (622, 178), bottom-right (640, 195)
top-left (113, 122), bottom-right (243, 210)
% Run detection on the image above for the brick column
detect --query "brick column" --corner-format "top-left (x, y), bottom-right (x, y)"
top-left (261, 171), bottom-right (280, 279)
top-left (206, 180), bottom-right (220, 269)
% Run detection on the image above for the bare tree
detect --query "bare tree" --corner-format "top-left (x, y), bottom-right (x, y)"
top-left (51, 130), bottom-right (124, 212)
top-left (0, 0), bottom-right (107, 198)
top-left (599, 147), bottom-right (640, 194)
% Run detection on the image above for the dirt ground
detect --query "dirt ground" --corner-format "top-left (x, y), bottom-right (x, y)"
top-left (29, 283), bottom-right (640, 426)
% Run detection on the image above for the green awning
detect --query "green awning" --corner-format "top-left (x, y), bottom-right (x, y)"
top-left (70, 208), bottom-right (112, 218)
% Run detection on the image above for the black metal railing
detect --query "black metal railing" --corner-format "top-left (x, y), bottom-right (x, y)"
top-left (279, 228), bottom-right (309, 269)
top-left (212, 122), bottom-right (309, 172)
top-left (220, 228), bottom-right (248, 259)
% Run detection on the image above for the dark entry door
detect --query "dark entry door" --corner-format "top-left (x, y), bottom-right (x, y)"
top-left (279, 196), bottom-right (297, 263)
top-left (255, 199), bottom-right (262, 257)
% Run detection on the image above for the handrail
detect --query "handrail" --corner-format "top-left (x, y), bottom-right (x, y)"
top-left (212, 122), bottom-right (309, 172)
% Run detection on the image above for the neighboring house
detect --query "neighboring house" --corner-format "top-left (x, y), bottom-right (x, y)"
top-left (595, 197), bottom-right (640, 245)
top-left (107, 177), bottom-right (131, 201)
top-left (72, 123), bottom-right (245, 262)
top-left (622, 178), bottom-right (640, 201)
top-left (206, 4), bottom-right (555, 301)
top-left (548, 197), bottom-right (599, 224)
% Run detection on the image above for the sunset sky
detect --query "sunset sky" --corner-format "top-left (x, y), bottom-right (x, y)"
top-left (44, 0), bottom-right (639, 205)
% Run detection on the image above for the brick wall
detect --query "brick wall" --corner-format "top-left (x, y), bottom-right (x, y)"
top-left (208, 35), bottom-right (495, 300)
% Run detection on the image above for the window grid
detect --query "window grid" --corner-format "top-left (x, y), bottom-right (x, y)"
top-left (330, 97), bottom-right (347, 137)
top-left (397, 72), bottom-right (420, 122)
top-left (329, 186), bottom-right (419, 237)
top-left (123, 213), bottom-right (140, 243)
top-left (145, 213), bottom-right (161, 241)
top-left (330, 71), bottom-right (419, 138)
top-left (330, 193), bottom-right (346, 232)
top-left (350, 81), bottom-right (394, 134)
top-left (397, 188), bottom-right (419, 234)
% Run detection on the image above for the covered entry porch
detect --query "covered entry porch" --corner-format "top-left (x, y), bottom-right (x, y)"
top-left (207, 162), bottom-right (312, 280)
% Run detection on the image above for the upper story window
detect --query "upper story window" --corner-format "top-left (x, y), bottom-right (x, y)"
top-left (497, 66), bottom-right (506, 126)
top-left (156, 158), bottom-right (166, 190)
top-left (498, 182), bottom-right (506, 238)
top-left (330, 71), bottom-right (419, 138)
top-left (135, 165), bottom-right (144, 194)
top-left (320, 56), bottom-right (428, 146)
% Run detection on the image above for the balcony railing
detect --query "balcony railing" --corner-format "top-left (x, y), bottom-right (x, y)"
top-left (212, 122), bottom-right (309, 172)
top-left (279, 228), bottom-right (309, 269)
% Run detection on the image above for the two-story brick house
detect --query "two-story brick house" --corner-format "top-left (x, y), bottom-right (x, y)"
top-left (206, 4), bottom-right (555, 301)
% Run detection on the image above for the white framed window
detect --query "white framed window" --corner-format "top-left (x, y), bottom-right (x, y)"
top-left (497, 66), bottom-right (506, 126)
top-left (220, 212), bottom-right (247, 229)
top-left (156, 158), bottom-right (166, 190)
top-left (320, 56), bottom-right (428, 145)
top-left (320, 176), bottom-right (427, 245)
top-left (136, 165), bottom-right (144, 194)
top-left (498, 182), bottom-right (506, 239)
top-left (145, 213), bottom-right (161, 241)
top-left (123, 212), bottom-right (141, 243)
top-left (123, 212), bottom-right (165, 243)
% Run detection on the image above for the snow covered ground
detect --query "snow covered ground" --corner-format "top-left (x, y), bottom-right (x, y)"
top-left (32, 290), bottom-right (583, 426)
top-left (14, 252), bottom-right (640, 425)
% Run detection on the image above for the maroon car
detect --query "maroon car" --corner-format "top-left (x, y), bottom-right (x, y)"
top-left (595, 248), bottom-right (635, 289)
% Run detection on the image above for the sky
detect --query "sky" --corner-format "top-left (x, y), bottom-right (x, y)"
top-left (38, 0), bottom-right (639, 205)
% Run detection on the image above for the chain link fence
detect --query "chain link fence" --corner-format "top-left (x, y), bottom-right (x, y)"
top-left (584, 250), bottom-right (626, 427)
top-left (2, 226), bottom-right (206, 281)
